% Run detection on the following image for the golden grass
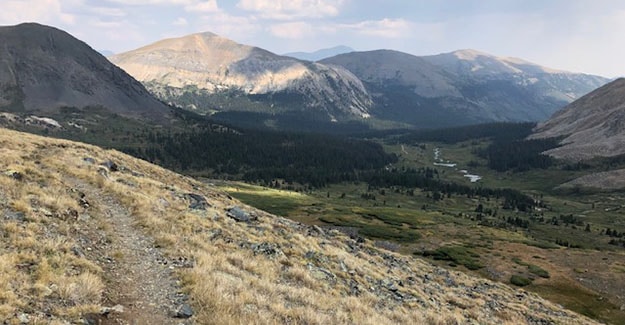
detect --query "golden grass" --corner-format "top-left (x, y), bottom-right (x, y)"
top-left (0, 127), bottom-right (600, 324)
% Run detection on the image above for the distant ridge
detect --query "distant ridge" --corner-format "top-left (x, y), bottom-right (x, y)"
top-left (284, 45), bottom-right (354, 61)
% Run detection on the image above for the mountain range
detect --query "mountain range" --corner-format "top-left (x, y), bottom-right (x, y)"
top-left (108, 33), bottom-right (372, 123)
top-left (283, 45), bottom-right (354, 61)
top-left (110, 33), bottom-right (609, 129)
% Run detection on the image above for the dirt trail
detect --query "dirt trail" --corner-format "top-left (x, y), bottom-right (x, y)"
top-left (72, 179), bottom-right (190, 325)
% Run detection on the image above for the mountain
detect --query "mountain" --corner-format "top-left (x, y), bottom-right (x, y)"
top-left (0, 126), bottom-right (597, 324)
top-left (283, 45), bottom-right (354, 61)
top-left (0, 23), bottom-right (173, 124)
top-left (321, 49), bottom-right (609, 128)
top-left (108, 33), bottom-right (372, 124)
top-left (531, 78), bottom-right (625, 160)
top-left (99, 49), bottom-right (115, 56)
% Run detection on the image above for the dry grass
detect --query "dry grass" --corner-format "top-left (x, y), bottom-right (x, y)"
top-left (0, 127), bottom-right (600, 324)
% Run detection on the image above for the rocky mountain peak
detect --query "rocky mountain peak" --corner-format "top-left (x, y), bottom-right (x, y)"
top-left (109, 31), bottom-right (372, 120)
top-left (0, 23), bottom-right (172, 123)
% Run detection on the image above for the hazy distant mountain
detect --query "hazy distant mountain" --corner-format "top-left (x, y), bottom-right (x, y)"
top-left (321, 49), bottom-right (609, 127)
top-left (99, 49), bottom-right (115, 56)
top-left (531, 78), bottom-right (625, 160)
top-left (109, 33), bottom-right (371, 123)
top-left (0, 23), bottom-right (173, 124)
top-left (283, 46), bottom-right (354, 61)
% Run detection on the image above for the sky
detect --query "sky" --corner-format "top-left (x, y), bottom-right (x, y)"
top-left (1, 0), bottom-right (624, 77)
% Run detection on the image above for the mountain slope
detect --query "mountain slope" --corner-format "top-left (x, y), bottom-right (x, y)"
top-left (108, 33), bottom-right (372, 121)
top-left (531, 78), bottom-right (625, 160)
top-left (321, 49), bottom-right (609, 127)
top-left (0, 23), bottom-right (173, 124)
top-left (283, 45), bottom-right (354, 61)
top-left (0, 126), bottom-right (597, 324)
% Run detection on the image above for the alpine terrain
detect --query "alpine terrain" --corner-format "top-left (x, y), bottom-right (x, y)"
top-left (108, 32), bottom-right (372, 123)
top-left (321, 49), bottom-right (608, 128)
top-left (0, 126), bottom-right (599, 324)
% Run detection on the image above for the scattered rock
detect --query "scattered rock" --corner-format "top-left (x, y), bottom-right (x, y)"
top-left (82, 157), bottom-right (96, 164)
top-left (3, 170), bottom-right (23, 181)
top-left (226, 206), bottom-right (256, 222)
top-left (100, 160), bottom-right (119, 172)
top-left (187, 193), bottom-right (210, 210)
top-left (100, 304), bottom-right (125, 315)
top-left (17, 313), bottom-right (29, 324)
top-left (174, 303), bottom-right (193, 318)
top-left (4, 210), bottom-right (25, 222)
top-left (251, 242), bottom-right (282, 258)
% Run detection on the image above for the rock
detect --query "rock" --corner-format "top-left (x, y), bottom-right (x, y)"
top-left (187, 193), bottom-right (210, 210)
top-left (251, 242), bottom-right (282, 258)
top-left (3, 170), bottom-right (23, 181)
top-left (4, 210), bottom-right (25, 222)
top-left (100, 160), bottom-right (118, 172)
top-left (174, 303), bottom-right (193, 318)
top-left (83, 157), bottom-right (96, 164)
top-left (226, 206), bottom-right (255, 222)
top-left (17, 313), bottom-right (29, 324)
top-left (100, 304), bottom-right (124, 315)
top-left (71, 246), bottom-right (85, 257)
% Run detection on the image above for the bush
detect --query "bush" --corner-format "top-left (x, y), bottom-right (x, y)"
top-left (510, 275), bottom-right (533, 287)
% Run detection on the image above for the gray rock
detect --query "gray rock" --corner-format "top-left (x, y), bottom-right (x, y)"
top-left (4, 210), bottom-right (25, 222)
top-left (174, 303), bottom-right (193, 318)
top-left (17, 313), bottom-right (29, 324)
top-left (83, 157), bottom-right (96, 164)
top-left (187, 193), bottom-right (210, 210)
top-left (251, 242), bottom-right (282, 258)
top-left (226, 206), bottom-right (255, 222)
top-left (100, 160), bottom-right (118, 172)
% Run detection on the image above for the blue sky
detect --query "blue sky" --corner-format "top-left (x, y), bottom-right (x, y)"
top-left (1, 0), bottom-right (624, 77)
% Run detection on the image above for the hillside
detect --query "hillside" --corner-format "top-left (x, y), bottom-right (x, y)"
top-left (531, 78), bottom-right (625, 160)
top-left (0, 23), bottom-right (173, 124)
top-left (108, 32), bottom-right (372, 122)
top-left (0, 126), bottom-right (598, 324)
top-left (321, 49), bottom-right (608, 127)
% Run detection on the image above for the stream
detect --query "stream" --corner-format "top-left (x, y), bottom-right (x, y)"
top-left (433, 147), bottom-right (482, 183)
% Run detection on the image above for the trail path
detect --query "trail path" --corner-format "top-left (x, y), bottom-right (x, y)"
top-left (72, 179), bottom-right (190, 325)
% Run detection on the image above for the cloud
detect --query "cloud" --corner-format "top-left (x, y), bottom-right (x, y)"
top-left (106, 0), bottom-right (218, 12)
top-left (340, 18), bottom-right (416, 38)
top-left (172, 17), bottom-right (189, 26)
top-left (237, 0), bottom-right (344, 20)
top-left (269, 21), bottom-right (314, 39)
top-left (0, 0), bottom-right (75, 25)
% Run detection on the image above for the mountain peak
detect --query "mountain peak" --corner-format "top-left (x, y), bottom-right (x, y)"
top-left (0, 23), bottom-right (172, 123)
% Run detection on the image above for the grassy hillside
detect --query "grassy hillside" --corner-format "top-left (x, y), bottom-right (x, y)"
top-left (0, 127), bottom-right (599, 324)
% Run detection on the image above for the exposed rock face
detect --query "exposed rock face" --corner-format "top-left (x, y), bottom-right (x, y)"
top-left (0, 23), bottom-right (173, 123)
top-left (321, 49), bottom-right (608, 127)
top-left (109, 32), bottom-right (372, 120)
top-left (531, 78), bottom-right (625, 160)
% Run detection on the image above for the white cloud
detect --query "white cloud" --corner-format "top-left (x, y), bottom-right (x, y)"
top-left (0, 0), bottom-right (75, 25)
top-left (269, 21), bottom-right (313, 39)
top-left (172, 17), bottom-right (189, 26)
top-left (184, 0), bottom-right (219, 13)
top-left (340, 18), bottom-right (415, 39)
top-left (237, 0), bottom-right (344, 20)
top-left (105, 0), bottom-right (218, 11)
